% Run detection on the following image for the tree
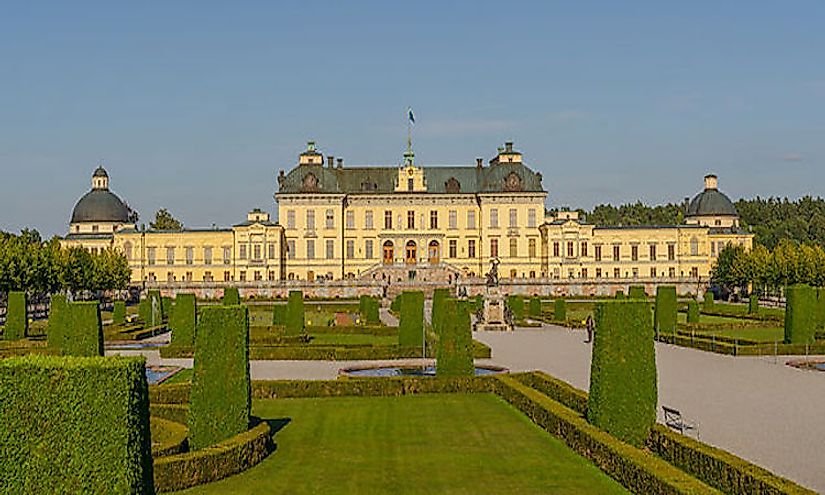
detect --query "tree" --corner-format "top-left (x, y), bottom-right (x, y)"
top-left (150, 208), bottom-right (182, 230)
top-left (92, 248), bottom-right (131, 291)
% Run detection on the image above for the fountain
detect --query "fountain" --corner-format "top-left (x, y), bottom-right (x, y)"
top-left (473, 258), bottom-right (513, 331)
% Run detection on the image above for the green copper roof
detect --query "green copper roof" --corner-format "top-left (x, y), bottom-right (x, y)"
top-left (687, 188), bottom-right (737, 217)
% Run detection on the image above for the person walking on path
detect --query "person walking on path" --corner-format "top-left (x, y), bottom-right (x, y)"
top-left (585, 314), bottom-right (594, 343)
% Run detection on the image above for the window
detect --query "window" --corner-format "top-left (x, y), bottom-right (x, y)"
top-left (613, 245), bottom-right (620, 261)
top-left (326, 240), bottom-right (334, 259)
top-left (204, 271), bottom-right (213, 282)
top-left (253, 244), bottom-right (261, 261)
top-left (632, 267), bottom-right (639, 278)
top-left (346, 211), bottom-right (355, 229)
top-left (384, 210), bottom-right (392, 229)
top-left (581, 242), bottom-right (588, 257)
top-left (690, 267), bottom-right (699, 278)
top-left (239, 271), bottom-right (246, 282)
top-left (595, 245), bottom-right (602, 262)
top-left (92, 225), bottom-right (98, 233)
top-left (668, 244), bottom-right (676, 261)
top-left (268, 243), bottom-right (276, 259)
top-left (631, 245), bottom-right (638, 261)
top-left (649, 244), bottom-right (657, 261)
top-left (167, 272), bottom-right (174, 282)
top-left (185, 271), bottom-right (193, 282)
top-left (407, 210), bottom-right (415, 229)
top-left (268, 271), bottom-right (276, 281)
top-left (650, 267), bottom-right (657, 278)
top-left (567, 241), bottom-right (574, 257)
top-left (166, 247), bottom-right (175, 265)
top-left (669, 267), bottom-right (676, 278)
top-left (306, 210), bottom-right (315, 230)
top-left (224, 271), bottom-right (231, 282)
top-left (408, 178), bottom-right (414, 191)
top-left (148, 272), bottom-right (156, 282)
top-left (185, 247), bottom-right (194, 265)
top-left (467, 211), bottom-right (476, 229)
top-left (325, 209), bottom-right (334, 229)
top-left (123, 242), bottom-right (132, 260)
top-left (449, 239), bottom-right (457, 258)
top-left (690, 237), bottom-right (699, 256)
top-left (147, 247), bottom-right (156, 265)
top-left (490, 239), bottom-right (498, 257)
top-left (223, 247), bottom-right (231, 264)
top-left (365, 240), bottom-right (373, 259)
top-left (430, 210), bottom-right (438, 229)
top-left (287, 210), bottom-right (295, 229)
top-left (449, 210), bottom-right (457, 229)
top-left (509, 208), bottom-right (517, 227)
top-left (553, 242), bottom-right (559, 257)
top-left (365, 210), bottom-right (374, 229)
top-left (490, 209), bottom-right (498, 228)
top-left (509, 238), bottom-right (517, 257)
top-left (346, 240), bottom-right (354, 259)
top-left (614, 267), bottom-right (620, 278)
top-left (528, 238), bottom-right (536, 258)
top-left (204, 246), bottom-right (212, 265)
top-left (239, 244), bottom-right (247, 260)
top-left (306, 240), bottom-right (315, 260)
top-left (287, 240), bottom-right (296, 259)
top-left (528, 209), bottom-right (536, 228)
top-left (468, 239), bottom-right (476, 258)
top-left (581, 268), bottom-right (588, 279)
top-left (596, 268), bottom-right (602, 278)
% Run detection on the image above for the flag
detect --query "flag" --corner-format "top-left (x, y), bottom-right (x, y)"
top-left (408, 107), bottom-right (415, 124)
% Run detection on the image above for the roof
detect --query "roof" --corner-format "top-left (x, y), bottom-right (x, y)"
top-left (64, 233), bottom-right (115, 241)
top-left (70, 189), bottom-right (130, 223)
top-left (276, 162), bottom-right (545, 195)
top-left (686, 188), bottom-right (737, 217)
top-left (92, 166), bottom-right (108, 178)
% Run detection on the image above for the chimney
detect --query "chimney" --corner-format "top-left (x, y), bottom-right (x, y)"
top-left (476, 158), bottom-right (483, 168)
top-left (505, 141), bottom-right (514, 153)
top-left (704, 174), bottom-right (718, 190)
top-left (327, 155), bottom-right (334, 168)
top-left (337, 158), bottom-right (343, 169)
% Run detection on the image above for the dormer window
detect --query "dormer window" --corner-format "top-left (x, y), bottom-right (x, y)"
top-left (408, 178), bottom-right (414, 191)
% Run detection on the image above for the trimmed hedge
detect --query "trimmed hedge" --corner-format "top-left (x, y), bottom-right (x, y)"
top-left (151, 403), bottom-right (189, 424)
top-left (436, 299), bottom-right (474, 377)
top-left (748, 294), bottom-right (759, 315)
top-left (654, 286), bottom-right (677, 335)
top-left (272, 304), bottom-right (286, 325)
top-left (188, 305), bottom-right (250, 450)
top-left (431, 288), bottom-right (449, 335)
top-left (628, 285), bottom-right (647, 299)
top-left (0, 355), bottom-right (154, 494)
top-left (390, 294), bottom-right (402, 313)
top-left (222, 287), bottom-right (241, 305)
top-left (816, 288), bottom-right (825, 331)
top-left (284, 290), bottom-right (305, 336)
top-left (507, 295), bottom-right (524, 321)
top-left (615, 290), bottom-right (625, 299)
top-left (161, 296), bottom-right (172, 319)
top-left (150, 417), bottom-right (188, 458)
top-left (170, 293), bottom-right (197, 347)
top-left (306, 324), bottom-right (396, 336)
top-left (63, 301), bottom-right (104, 357)
top-left (686, 299), bottom-right (700, 324)
top-left (359, 295), bottom-right (380, 325)
top-left (528, 296), bottom-right (542, 318)
top-left (703, 291), bottom-right (714, 310)
top-left (398, 291), bottom-right (424, 349)
top-left (47, 294), bottom-right (67, 349)
top-left (588, 300), bottom-right (656, 447)
top-left (554, 298), bottom-right (567, 321)
top-left (4, 291), bottom-right (27, 340)
top-left (784, 284), bottom-right (817, 344)
top-left (113, 300), bottom-right (127, 325)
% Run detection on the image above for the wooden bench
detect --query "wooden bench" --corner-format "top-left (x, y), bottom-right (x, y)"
top-left (662, 406), bottom-right (697, 436)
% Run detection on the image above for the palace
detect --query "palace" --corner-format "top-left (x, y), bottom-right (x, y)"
top-left (62, 141), bottom-right (752, 294)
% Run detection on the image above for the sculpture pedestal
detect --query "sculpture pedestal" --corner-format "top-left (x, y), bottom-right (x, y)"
top-left (474, 287), bottom-right (513, 332)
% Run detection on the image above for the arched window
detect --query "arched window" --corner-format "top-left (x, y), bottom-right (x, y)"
top-left (405, 241), bottom-right (417, 265)
top-left (428, 240), bottom-right (440, 264)
top-left (383, 241), bottom-right (394, 265)
top-left (690, 237), bottom-right (699, 256)
top-left (123, 241), bottom-right (132, 260)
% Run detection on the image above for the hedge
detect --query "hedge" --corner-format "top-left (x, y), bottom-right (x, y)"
top-left (588, 300), bottom-right (656, 447)
top-left (153, 419), bottom-right (272, 493)
top-left (784, 284), bottom-right (817, 344)
top-left (170, 293), bottom-right (197, 347)
top-left (188, 305), bottom-right (250, 450)
top-left (222, 287), bottom-right (241, 305)
top-left (628, 285), bottom-right (647, 299)
top-left (150, 417), bottom-right (188, 458)
top-left (47, 294), bottom-right (67, 349)
top-left (554, 298), bottom-right (567, 321)
top-left (436, 299), bottom-right (474, 377)
top-left (816, 288), bottom-right (825, 331)
top-left (528, 296), bottom-right (542, 318)
top-left (150, 403), bottom-right (189, 424)
top-left (306, 324), bottom-right (397, 336)
top-left (140, 290), bottom-right (163, 328)
top-left (703, 291), bottom-right (714, 310)
top-left (507, 295), bottom-right (524, 321)
top-left (0, 355), bottom-right (154, 494)
top-left (431, 288), bottom-right (449, 335)
top-left (398, 291), bottom-right (424, 349)
top-left (686, 299), bottom-right (700, 324)
top-left (615, 290), bottom-right (625, 299)
top-left (112, 300), bottom-right (127, 325)
top-left (654, 286), bottom-right (677, 335)
top-left (272, 304), bottom-right (286, 325)
top-left (63, 301), bottom-right (104, 357)
top-left (4, 291), bottom-right (27, 340)
top-left (748, 294), bottom-right (759, 315)
top-left (359, 295), bottom-right (380, 325)
top-left (284, 290), bottom-right (305, 336)
top-left (161, 296), bottom-right (172, 319)
top-left (390, 293), bottom-right (402, 313)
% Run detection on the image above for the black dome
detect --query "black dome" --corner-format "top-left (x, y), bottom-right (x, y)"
top-left (687, 188), bottom-right (737, 217)
top-left (71, 189), bottom-right (130, 223)
top-left (92, 166), bottom-right (109, 178)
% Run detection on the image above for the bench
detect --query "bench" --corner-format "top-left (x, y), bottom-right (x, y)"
top-left (662, 406), bottom-right (697, 436)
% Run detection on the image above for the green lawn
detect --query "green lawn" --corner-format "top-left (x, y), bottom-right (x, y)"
top-left (177, 394), bottom-right (627, 494)
top-left (307, 333), bottom-right (397, 346)
top-left (676, 312), bottom-right (755, 325)
top-left (684, 326), bottom-right (784, 343)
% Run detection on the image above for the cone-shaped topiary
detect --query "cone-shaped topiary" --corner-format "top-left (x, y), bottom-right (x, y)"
top-left (436, 299), bottom-right (474, 377)
top-left (554, 299), bottom-right (567, 322)
top-left (359, 295), bottom-right (380, 325)
top-left (587, 300), bottom-right (657, 447)
top-left (528, 296), bottom-right (542, 318)
top-left (686, 299), bottom-right (700, 324)
top-left (170, 293), bottom-right (197, 347)
top-left (654, 286), bottom-right (677, 335)
top-left (112, 300), bottom-right (126, 325)
top-left (63, 301), bottom-right (104, 357)
top-left (628, 285), bottom-right (647, 299)
top-left (784, 284), bottom-right (816, 344)
top-left (703, 291), bottom-right (714, 310)
top-left (507, 295), bottom-right (524, 321)
top-left (284, 290), bottom-right (305, 336)
top-left (398, 291), bottom-right (424, 349)
top-left (431, 288), bottom-right (449, 335)
top-left (748, 294), bottom-right (759, 315)
top-left (47, 294), bottom-right (67, 349)
top-left (222, 287), bottom-right (240, 305)
top-left (615, 290), bottom-right (625, 300)
top-left (4, 291), bottom-right (27, 340)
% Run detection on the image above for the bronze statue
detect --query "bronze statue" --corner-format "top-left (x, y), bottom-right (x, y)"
top-left (485, 258), bottom-right (500, 287)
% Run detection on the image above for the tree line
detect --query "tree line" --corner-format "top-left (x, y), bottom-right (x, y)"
top-left (712, 241), bottom-right (825, 295)
top-left (0, 230), bottom-right (130, 297)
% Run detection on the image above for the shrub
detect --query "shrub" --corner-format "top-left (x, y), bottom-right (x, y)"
top-left (170, 293), bottom-right (197, 347)
top-left (528, 296), bottom-right (542, 318)
top-left (223, 287), bottom-right (241, 305)
top-left (703, 291), bottom-right (714, 310)
top-left (4, 291), bottom-right (27, 340)
top-left (784, 284), bottom-right (817, 344)
top-left (140, 291), bottom-right (163, 327)
top-left (0, 355), bottom-right (154, 494)
top-left (588, 300), bottom-right (656, 447)
top-left (359, 295), bottom-right (380, 325)
top-left (554, 298), bottom-right (567, 321)
top-left (507, 295), bottom-right (524, 321)
top-left (390, 294), bottom-right (402, 313)
top-left (686, 299), bottom-right (700, 324)
top-left (654, 286), bottom-right (677, 335)
top-left (436, 299), bottom-right (474, 377)
top-left (63, 301), bottom-right (104, 357)
top-left (188, 305), bottom-right (251, 450)
top-left (615, 290), bottom-right (625, 299)
top-left (748, 294), bottom-right (759, 315)
top-left (817, 288), bottom-right (825, 331)
top-left (398, 291), bottom-right (424, 349)
top-left (284, 290), bottom-right (305, 336)
top-left (47, 294), bottom-right (67, 349)
top-left (431, 288), bottom-right (449, 335)
top-left (161, 296), bottom-right (173, 319)
top-left (272, 304), bottom-right (286, 325)
top-left (628, 285), bottom-right (646, 299)
top-left (112, 300), bottom-right (126, 325)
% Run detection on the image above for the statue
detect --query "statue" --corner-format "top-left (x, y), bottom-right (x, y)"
top-left (485, 258), bottom-right (500, 287)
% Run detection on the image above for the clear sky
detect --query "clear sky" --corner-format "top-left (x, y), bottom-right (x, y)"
top-left (2, 1), bottom-right (824, 237)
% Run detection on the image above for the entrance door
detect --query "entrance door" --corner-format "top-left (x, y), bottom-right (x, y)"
top-left (405, 240), bottom-right (417, 265)
top-left (383, 241), bottom-right (394, 265)
top-left (428, 240), bottom-right (440, 264)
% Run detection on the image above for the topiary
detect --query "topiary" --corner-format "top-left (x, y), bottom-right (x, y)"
top-left (528, 296), bottom-right (542, 318)
top-left (686, 299), bottom-right (700, 324)
top-left (161, 296), bottom-right (173, 320)
top-left (4, 291), bottom-right (27, 340)
top-left (507, 295), bottom-right (524, 321)
top-left (587, 300), bottom-right (656, 447)
top-left (748, 294), bottom-right (759, 315)
top-left (398, 291), bottom-right (424, 349)
top-left (654, 286), bottom-right (677, 335)
top-left (628, 285), bottom-right (646, 299)
top-left (188, 305), bottom-right (250, 450)
top-left (112, 300), bottom-right (126, 326)
top-left (784, 284), bottom-right (816, 344)
top-left (223, 287), bottom-right (241, 306)
top-left (431, 288), bottom-right (449, 335)
top-left (63, 301), bottom-right (104, 357)
top-left (703, 291), bottom-right (714, 310)
top-left (359, 295), bottom-right (380, 325)
top-left (615, 290), bottom-right (625, 300)
top-left (436, 299), bottom-right (474, 377)
top-left (817, 288), bottom-right (825, 332)
top-left (554, 298), bottom-right (567, 322)
top-left (284, 290), bottom-right (305, 336)
top-left (47, 294), bottom-right (67, 350)
top-left (272, 304), bottom-right (286, 325)
top-left (170, 293), bottom-right (197, 347)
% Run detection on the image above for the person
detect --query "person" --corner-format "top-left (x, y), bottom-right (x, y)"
top-left (585, 314), bottom-right (595, 343)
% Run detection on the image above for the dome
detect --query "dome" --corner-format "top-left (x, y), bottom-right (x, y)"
top-left (686, 175), bottom-right (737, 217)
top-left (92, 166), bottom-right (109, 178)
top-left (70, 189), bottom-right (131, 223)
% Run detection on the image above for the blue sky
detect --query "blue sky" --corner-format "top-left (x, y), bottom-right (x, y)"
top-left (1, 1), bottom-right (824, 237)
